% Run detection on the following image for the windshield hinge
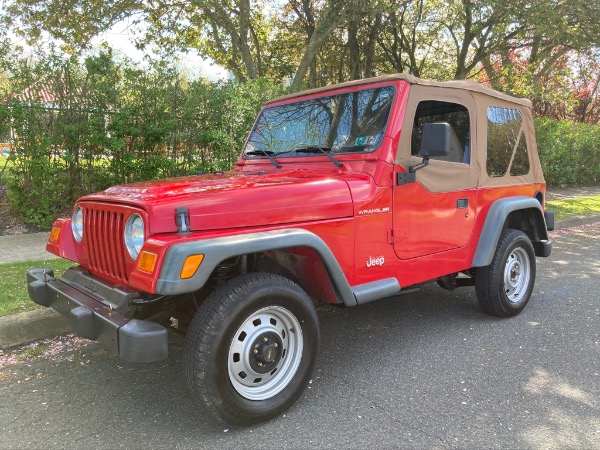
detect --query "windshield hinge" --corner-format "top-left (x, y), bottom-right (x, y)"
top-left (175, 206), bottom-right (190, 234)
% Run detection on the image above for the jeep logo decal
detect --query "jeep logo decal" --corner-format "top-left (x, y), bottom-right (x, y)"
top-left (366, 256), bottom-right (385, 268)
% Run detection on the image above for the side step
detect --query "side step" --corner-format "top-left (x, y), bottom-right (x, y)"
top-left (352, 278), bottom-right (419, 305)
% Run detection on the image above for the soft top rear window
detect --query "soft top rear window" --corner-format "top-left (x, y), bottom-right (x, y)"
top-left (244, 86), bottom-right (395, 158)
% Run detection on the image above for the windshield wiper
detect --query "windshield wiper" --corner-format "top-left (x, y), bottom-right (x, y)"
top-left (245, 150), bottom-right (282, 169)
top-left (294, 146), bottom-right (343, 168)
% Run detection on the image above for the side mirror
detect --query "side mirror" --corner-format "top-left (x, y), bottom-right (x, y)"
top-left (397, 122), bottom-right (453, 186)
top-left (419, 122), bottom-right (451, 157)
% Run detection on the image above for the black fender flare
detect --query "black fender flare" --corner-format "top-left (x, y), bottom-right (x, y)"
top-left (472, 196), bottom-right (550, 267)
top-left (155, 228), bottom-right (401, 306)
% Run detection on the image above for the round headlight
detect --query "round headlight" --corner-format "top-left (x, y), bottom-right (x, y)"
top-left (72, 206), bottom-right (84, 242)
top-left (124, 214), bottom-right (145, 260)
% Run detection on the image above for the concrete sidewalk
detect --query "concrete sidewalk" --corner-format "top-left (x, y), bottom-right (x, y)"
top-left (0, 232), bottom-right (57, 264)
top-left (1, 185), bottom-right (599, 351)
top-left (545, 185), bottom-right (600, 201)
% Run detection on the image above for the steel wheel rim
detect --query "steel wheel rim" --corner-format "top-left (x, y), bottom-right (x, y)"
top-left (228, 305), bottom-right (303, 401)
top-left (503, 247), bottom-right (531, 304)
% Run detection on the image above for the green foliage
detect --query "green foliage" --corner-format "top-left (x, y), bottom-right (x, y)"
top-left (536, 118), bottom-right (600, 186)
top-left (0, 45), bottom-right (282, 227)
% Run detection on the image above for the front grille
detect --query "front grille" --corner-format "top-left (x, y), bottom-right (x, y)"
top-left (83, 205), bottom-right (129, 284)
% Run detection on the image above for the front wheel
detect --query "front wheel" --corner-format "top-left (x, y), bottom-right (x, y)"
top-left (184, 273), bottom-right (319, 426)
top-left (475, 228), bottom-right (536, 317)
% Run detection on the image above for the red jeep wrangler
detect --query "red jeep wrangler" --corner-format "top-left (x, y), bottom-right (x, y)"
top-left (28, 74), bottom-right (553, 425)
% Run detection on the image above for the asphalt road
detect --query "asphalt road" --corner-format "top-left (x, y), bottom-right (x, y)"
top-left (1, 225), bottom-right (599, 449)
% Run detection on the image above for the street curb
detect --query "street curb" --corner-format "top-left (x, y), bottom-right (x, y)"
top-left (0, 308), bottom-right (70, 350)
top-left (0, 217), bottom-right (598, 350)
top-left (554, 213), bottom-right (600, 230)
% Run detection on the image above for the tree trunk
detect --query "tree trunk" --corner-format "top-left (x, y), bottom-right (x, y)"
top-left (347, 20), bottom-right (360, 80)
top-left (291, 1), bottom-right (353, 91)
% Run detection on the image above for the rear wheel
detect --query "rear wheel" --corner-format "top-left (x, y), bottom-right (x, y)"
top-left (475, 228), bottom-right (536, 317)
top-left (185, 273), bottom-right (319, 426)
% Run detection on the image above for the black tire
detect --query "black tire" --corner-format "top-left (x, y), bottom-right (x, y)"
top-left (184, 273), bottom-right (319, 426)
top-left (475, 228), bottom-right (536, 317)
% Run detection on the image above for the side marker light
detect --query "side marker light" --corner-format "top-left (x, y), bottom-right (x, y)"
top-left (181, 254), bottom-right (204, 279)
top-left (50, 227), bottom-right (61, 242)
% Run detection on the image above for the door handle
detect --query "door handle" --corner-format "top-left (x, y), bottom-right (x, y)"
top-left (457, 199), bottom-right (468, 209)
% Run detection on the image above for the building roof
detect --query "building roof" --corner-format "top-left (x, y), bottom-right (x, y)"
top-left (11, 77), bottom-right (88, 108)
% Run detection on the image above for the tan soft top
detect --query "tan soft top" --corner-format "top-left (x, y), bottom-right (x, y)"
top-left (267, 73), bottom-right (532, 108)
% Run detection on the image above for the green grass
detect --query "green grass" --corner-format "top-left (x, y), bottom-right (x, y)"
top-left (20, 344), bottom-right (47, 359)
top-left (546, 195), bottom-right (600, 221)
top-left (0, 258), bottom-right (74, 317)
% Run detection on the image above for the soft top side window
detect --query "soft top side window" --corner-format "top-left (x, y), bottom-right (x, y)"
top-left (411, 100), bottom-right (470, 164)
top-left (486, 107), bottom-right (530, 177)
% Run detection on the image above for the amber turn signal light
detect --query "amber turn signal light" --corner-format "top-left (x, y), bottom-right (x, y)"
top-left (49, 226), bottom-right (61, 242)
top-left (138, 251), bottom-right (158, 273)
top-left (180, 254), bottom-right (204, 279)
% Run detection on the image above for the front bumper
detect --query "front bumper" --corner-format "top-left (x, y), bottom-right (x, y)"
top-left (27, 268), bottom-right (168, 363)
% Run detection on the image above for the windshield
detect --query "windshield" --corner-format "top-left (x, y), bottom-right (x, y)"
top-left (244, 85), bottom-right (395, 158)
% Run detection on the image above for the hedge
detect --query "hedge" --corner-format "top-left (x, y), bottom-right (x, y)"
top-left (536, 118), bottom-right (600, 187)
top-left (0, 49), bottom-right (282, 227)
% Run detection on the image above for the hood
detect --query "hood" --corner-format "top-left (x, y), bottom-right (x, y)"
top-left (81, 169), bottom-right (354, 234)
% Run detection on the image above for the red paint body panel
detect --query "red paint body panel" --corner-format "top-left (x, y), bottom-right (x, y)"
top-left (83, 169), bottom-right (354, 235)
top-left (46, 219), bottom-right (78, 262)
top-left (69, 202), bottom-right (148, 286)
top-left (468, 183), bottom-right (547, 262)
top-left (392, 182), bottom-right (476, 260)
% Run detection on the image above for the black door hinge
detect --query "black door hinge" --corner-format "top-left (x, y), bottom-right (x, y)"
top-left (396, 172), bottom-right (416, 185)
